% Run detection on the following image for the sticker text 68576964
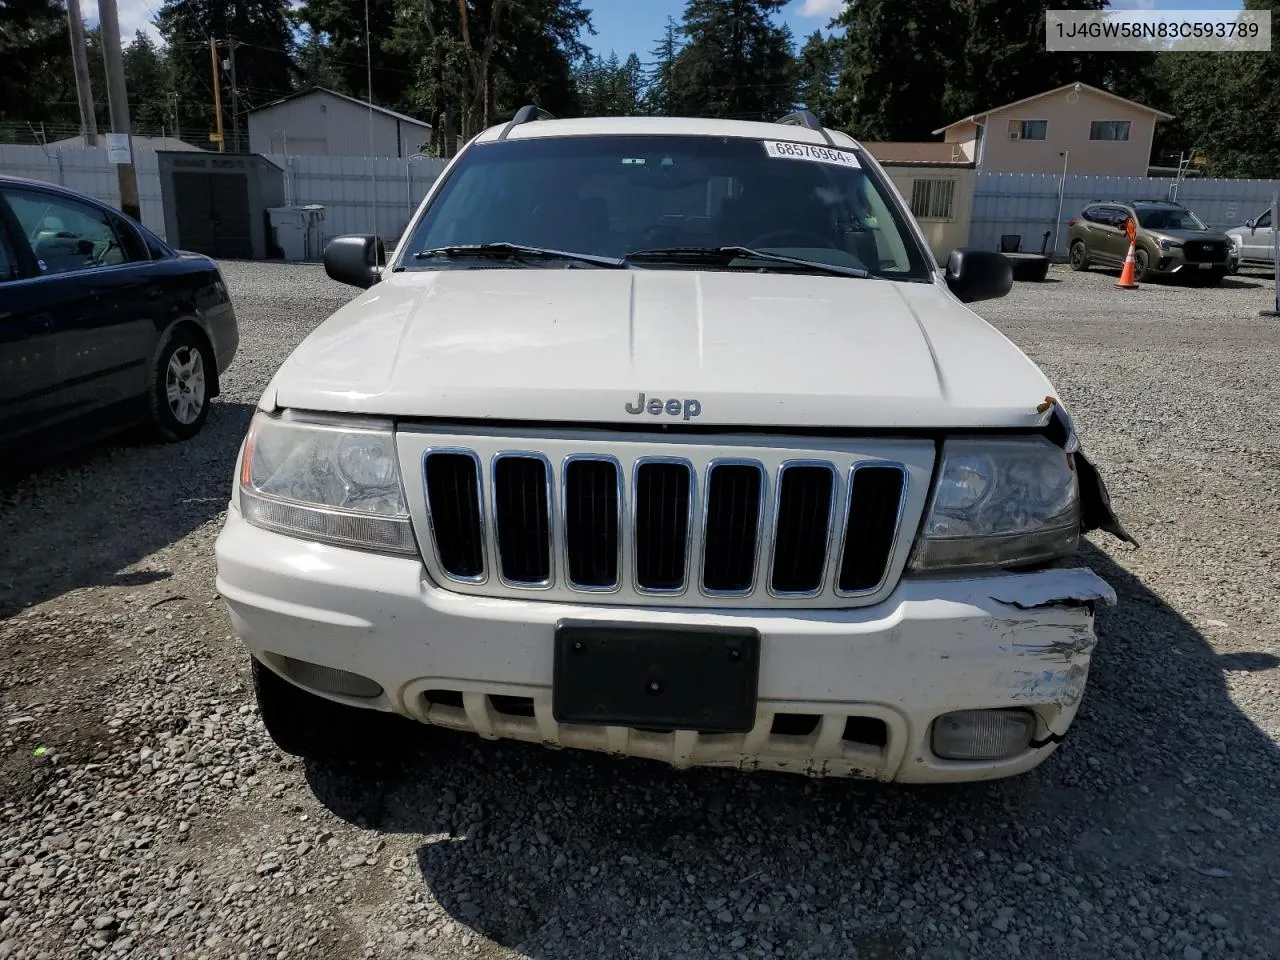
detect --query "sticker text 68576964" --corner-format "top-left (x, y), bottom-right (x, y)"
top-left (762, 140), bottom-right (861, 169)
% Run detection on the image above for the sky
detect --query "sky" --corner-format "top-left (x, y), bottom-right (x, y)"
top-left (90, 0), bottom-right (1249, 57)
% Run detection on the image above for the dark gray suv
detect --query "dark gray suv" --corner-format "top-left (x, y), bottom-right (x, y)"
top-left (1067, 199), bottom-right (1232, 285)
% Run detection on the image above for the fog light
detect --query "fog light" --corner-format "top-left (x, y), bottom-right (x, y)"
top-left (282, 657), bottom-right (382, 699)
top-left (931, 709), bottom-right (1035, 761)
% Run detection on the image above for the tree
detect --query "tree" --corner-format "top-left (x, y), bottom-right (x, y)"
top-left (576, 51), bottom-right (643, 116)
top-left (644, 15), bottom-right (683, 116)
top-left (123, 31), bottom-right (170, 133)
top-left (795, 31), bottom-right (842, 126)
top-left (294, 0), bottom-right (410, 105)
top-left (0, 0), bottom-right (76, 133)
top-left (830, 0), bottom-right (964, 141)
top-left (667, 0), bottom-right (796, 120)
top-left (1157, 0), bottom-right (1280, 177)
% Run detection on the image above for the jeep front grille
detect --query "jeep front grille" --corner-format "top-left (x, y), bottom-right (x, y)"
top-left (410, 431), bottom-right (931, 610)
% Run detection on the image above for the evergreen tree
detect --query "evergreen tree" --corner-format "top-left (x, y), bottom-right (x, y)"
top-left (0, 0), bottom-right (75, 132)
top-left (576, 51), bottom-right (643, 116)
top-left (1158, 0), bottom-right (1280, 177)
top-left (795, 30), bottom-right (842, 126)
top-left (123, 31), bottom-right (170, 133)
top-left (644, 16), bottom-right (683, 116)
top-left (831, 0), bottom-right (964, 141)
top-left (667, 0), bottom-right (796, 120)
top-left (295, 0), bottom-right (409, 105)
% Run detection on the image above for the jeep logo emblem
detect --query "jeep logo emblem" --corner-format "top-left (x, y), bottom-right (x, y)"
top-left (625, 392), bottom-right (702, 421)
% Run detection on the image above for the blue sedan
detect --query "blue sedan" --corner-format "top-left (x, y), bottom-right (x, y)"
top-left (0, 175), bottom-right (239, 459)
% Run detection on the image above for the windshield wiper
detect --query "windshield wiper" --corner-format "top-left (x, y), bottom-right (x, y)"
top-left (414, 242), bottom-right (624, 269)
top-left (623, 245), bottom-right (870, 279)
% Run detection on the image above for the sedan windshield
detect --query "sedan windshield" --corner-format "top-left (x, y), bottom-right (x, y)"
top-left (398, 134), bottom-right (931, 281)
top-left (1137, 206), bottom-right (1208, 231)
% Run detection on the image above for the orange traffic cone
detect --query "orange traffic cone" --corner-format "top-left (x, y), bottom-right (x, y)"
top-left (1116, 238), bottom-right (1140, 289)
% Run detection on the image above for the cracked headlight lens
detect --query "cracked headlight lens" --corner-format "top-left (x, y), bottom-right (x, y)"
top-left (238, 410), bottom-right (416, 555)
top-left (911, 437), bottom-right (1080, 571)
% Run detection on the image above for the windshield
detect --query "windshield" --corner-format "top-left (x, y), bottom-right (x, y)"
top-left (1136, 206), bottom-right (1207, 231)
top-left (398, 134), bottom-right (931, 280)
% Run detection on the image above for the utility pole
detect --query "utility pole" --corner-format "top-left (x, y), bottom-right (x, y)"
top-left (228, 38), bottom-right (240, 153)
top-left (209, 38), bottom-right (225, 153)
top-left (97, 0), bottom-right (140, 220)
top-left (65, 0), bottom-right (98, 146)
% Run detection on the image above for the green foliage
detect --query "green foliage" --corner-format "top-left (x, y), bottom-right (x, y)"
top-left (575, 52), bottom-right (643, 117)
top-left (0, 0), bottom-right (76, 131)
top-left (795, 31), bottom-right (843, 126)
top-left (643, 16), bottom-right (683, 117)
top-left (666, 0), bottom-right (796, 120)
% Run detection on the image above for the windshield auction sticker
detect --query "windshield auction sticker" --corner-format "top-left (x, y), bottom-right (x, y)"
top-left (763, 141), bottom-right (861, 168)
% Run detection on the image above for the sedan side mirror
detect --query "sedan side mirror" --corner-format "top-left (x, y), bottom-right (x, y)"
top-left (324, 234), bottom-right (385, 289)
top-left (945, 248), bottom-right (1013, 304)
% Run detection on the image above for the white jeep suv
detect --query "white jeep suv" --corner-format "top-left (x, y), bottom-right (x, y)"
top-left (214, 109), bottom-right (1132, 783)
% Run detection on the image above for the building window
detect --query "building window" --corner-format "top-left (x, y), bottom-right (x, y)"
top-left (1089, 120), bottom-right (1131, 141)
top-left (910, 179), bottom-right (957, 220)
top-left (1008, 119), bottom-right (1047, 141)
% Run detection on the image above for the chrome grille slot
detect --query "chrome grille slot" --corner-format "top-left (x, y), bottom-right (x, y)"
top-left (563, 457), bottom-right (621, 589)
top-left (701, 462), bottom-right (765, 594)
top-left (769, 463), bottom-right (837, 595)
top-left (633, 459), bottom-right (694, 592)
top-left (423, 451), bottom-right (485, 581)
top-left (838, 464), bottom-right (908, 595)
top-left (493, 454), bottom-right (552, 585)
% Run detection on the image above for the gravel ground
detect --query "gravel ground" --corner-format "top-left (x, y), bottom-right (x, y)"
top-left (2, 260), bottom-right (1279, 960)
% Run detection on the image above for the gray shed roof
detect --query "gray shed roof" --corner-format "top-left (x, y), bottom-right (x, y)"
top-left (249, 87), bottom-right (432, 130)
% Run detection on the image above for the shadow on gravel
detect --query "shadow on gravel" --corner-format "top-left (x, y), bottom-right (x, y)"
top-left (0, 400), bottom-right (253, 619)
top-left (303, 542), bottom-right (1280, 959)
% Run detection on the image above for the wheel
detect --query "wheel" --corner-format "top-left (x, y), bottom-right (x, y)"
top-left (148, 325), bottom-right (213, 442)
top-left (1133, 247), bottom-right (1150, 282)
top-left (252, 656), bottom-right (394, 762)
top-left (1068, 240), bottom-right (1090, 271)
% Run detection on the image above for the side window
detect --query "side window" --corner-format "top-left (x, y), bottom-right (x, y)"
top-left (4, 189), bottom-right (138, 276)
top-left (1257, 210), bottom-right (1272, 229)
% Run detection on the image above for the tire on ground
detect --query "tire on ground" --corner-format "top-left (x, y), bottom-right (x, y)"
top-left (148, 324), bottom-right (215, 442)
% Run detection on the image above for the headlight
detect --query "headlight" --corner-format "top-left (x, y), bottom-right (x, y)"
top-left (238, 410), bottom-right (417, 555)
top-left (1157, 238), bottom-right (1183, 251)
top-left (911, 437), bottom-right (1079, 571)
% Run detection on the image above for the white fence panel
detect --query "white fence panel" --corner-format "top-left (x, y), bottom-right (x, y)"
top-left (0, 143), bottom-right (167, 238)
top-left (971, 172), bottom-right (1280, 258)
top-left (269, 153), bottom-right (449, 246)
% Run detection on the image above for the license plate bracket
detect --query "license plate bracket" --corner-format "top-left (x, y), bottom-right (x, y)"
top-left (553, 622), bottom-right (760, 733)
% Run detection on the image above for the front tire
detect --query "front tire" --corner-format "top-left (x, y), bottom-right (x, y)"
top-left (1069, 240), bottom-right (1090, 272)
top-left (1133, 247), bottom-right (1150, 282)
top-left (252, 657), bottom-right (391, 762)
top-left (148, 325), bottom-right (213, 442)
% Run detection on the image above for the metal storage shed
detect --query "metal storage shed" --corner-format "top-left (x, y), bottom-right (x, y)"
top-left (155, 151), bottom-right (285, 260)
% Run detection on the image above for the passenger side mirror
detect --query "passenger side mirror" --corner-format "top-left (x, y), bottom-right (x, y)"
top-left (324, 234), bottom-right (385, 289)
top-left (944, 248), bottom-right (1013, 304)
top-left (1245, 218), bottom-right (1256, 231)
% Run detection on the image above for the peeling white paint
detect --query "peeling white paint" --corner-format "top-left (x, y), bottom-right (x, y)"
top-left (989, 567), bottom-right (1117, 610)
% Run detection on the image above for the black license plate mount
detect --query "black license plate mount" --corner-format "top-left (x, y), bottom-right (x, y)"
top-left (552, 622), bottom-right (760, 733)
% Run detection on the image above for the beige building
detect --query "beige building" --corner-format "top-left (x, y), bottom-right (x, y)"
top-left (862, 144), bottom-right (977, 262)
top-left (248, 87), bottom-right (432, 158)
top-left (933, 82), bottom-right (1172, 176)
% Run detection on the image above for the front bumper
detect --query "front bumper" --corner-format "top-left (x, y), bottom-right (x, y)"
top-left (214, 508), bottom-right (1115, 784)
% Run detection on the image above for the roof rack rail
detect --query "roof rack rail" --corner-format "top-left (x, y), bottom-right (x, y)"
top-left (777, 110), bottom-right (835, 146)
top-left (497, 104), bottom-right (557, 141)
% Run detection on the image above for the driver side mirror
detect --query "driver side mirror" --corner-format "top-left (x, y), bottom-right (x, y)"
top-left (945, 248), bottom-right (1013, 304)
top-left (324, 234), bottom-right (385, 289)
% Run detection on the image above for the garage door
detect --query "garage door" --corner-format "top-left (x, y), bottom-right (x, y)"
top-left (173, 172), bottom-right (253, 259)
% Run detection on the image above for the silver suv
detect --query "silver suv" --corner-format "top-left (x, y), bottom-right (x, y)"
top-left (1226, 207), bottom-right (1275, 273)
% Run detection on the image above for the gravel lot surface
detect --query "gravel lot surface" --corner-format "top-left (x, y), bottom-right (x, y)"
top-left (2, 261), bottom-right (1279, 960)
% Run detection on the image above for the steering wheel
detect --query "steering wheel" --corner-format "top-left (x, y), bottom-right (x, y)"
top-left (747, 228), bottom-right (833, 249)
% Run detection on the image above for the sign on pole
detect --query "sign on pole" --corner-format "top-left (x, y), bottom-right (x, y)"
top-left (106, 132), bottom-right (132, 165)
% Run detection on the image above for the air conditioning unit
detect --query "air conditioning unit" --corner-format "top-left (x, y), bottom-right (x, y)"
top-left (1008, 131), bottom-right (1021, 141)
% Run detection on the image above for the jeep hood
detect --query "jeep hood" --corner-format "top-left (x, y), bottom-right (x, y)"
top-left (270, 269), bottom-right (1056, 429)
